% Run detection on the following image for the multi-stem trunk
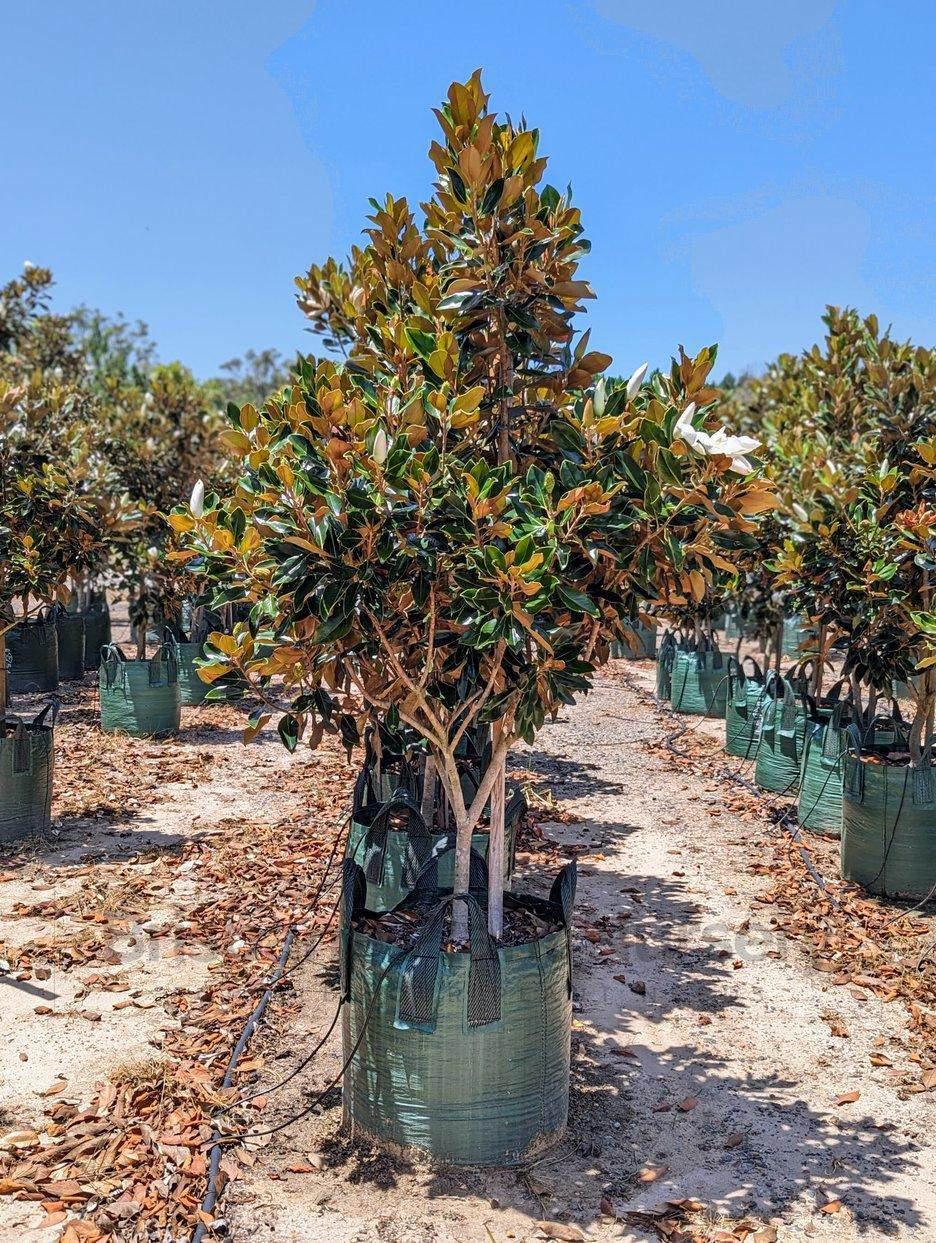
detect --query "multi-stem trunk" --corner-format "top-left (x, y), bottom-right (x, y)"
top-left (909, 668), bottom-right (936, 769)
top-left (487, 718), bottom-right (507, 938)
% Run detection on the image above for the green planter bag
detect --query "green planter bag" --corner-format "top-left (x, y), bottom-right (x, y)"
top-left (754, 673), bottom-right (807, 794)
top-left (781, 616), bottom-right (816, 659)
top-left (80, 597), bottom-right (111, 671)
top-left (797, 691), bottom-right (851, 836)
top-left (176, 641), bottom-right (211, 706)
top-left (7, 610), bottom-right (59, 695)
top-left (0, 704), bottom-right (56, 842)
top-left (346, 783), bottom-right (520, 913)
top-left (54, 607), bottom-right (85, 681)
top-left (340, 852), bottom-right (576, 1166)
top-left (841, 717), bottom-right (936, 899)
top-left (99, 641), bottom-right (181, 738)
top-left (725, 658), bottom-right (765, 760)
top-left (670, 641), bottom-right (732, 718)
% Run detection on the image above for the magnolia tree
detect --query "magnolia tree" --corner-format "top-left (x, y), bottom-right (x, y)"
top-left (177, 74), bottom-right (770, 937)
top-left (0, 268), bottom-right (115, 703)
top-left (723, 309), bottom-right (899, 681)
top-left (773, 311), bottom-right (936, 759)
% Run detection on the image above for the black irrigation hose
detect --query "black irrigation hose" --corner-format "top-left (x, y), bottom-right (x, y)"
top-left (192, 804), bottom-right (353, 1240)
top-left (192, 927), bottom-right (296, 1243)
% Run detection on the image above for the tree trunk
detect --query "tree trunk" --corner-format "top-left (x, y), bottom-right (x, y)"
top-left (810, 624), bottom-right (826, 697)
top-left (773, 622), bottom-right (783, 673)
top-left (487, 720), bottom-right (507, 939)
top-left (0, 629), bottom-right (8, 712)
top-left (420, 755), bottom-right (438, 829)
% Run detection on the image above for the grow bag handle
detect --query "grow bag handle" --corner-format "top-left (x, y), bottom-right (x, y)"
top-left (550, 860), bottom-right (578, 998)
top-left (32, 698), bottom-right (60, 731)
top-left (361, 789), bottom-right (433, 889)
top-left (742, 656), bottom-right (764, 682)
top-left (339, 857), bottom-right (501, 1028)
top-left (408, 839), bottom-right (490, 895)
top-left (397, 888), bottom-right (501, 1029)
top-left (100, 643), bottom-right (127, 689)
top-left (1, 714), bottom-right (31, 775)
top-left (818, 699), bottom-right (849, 766)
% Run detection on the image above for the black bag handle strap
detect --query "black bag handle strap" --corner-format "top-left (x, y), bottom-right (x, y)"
top-left (397, 890), bottom-right (501, 1029)
top-left (550, 860), bottom-right (578, 999)
top-left (101, 643), bottom-right (125, 688)
top-left (362, 790), bottom-right (433, 888)
top-left (340, 859), bottom-right (368, 1001)
top-left (32, 698), bottom-right (60, 730)
top-left (410, 840), bottom-right (490, 895)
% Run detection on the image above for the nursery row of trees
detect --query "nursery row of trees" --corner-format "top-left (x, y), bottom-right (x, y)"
top-left (0, 263), bottom-right (290, 703)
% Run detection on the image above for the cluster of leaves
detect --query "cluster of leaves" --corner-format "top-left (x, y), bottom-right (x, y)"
top-left (179, 72), bottom-right (771, 846)
top-left (739, 308), bottom-right (936, 760)
top-left (0, 264), bottom-right (282, 645)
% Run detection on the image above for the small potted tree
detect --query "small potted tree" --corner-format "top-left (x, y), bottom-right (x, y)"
top-left (182, 74), bottom-right (767, 1164)
top-left (773, 313), bottom-right (936, 883)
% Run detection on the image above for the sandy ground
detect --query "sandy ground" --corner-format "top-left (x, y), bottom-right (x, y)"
top-left (223, 664), bottom-right (935, 1243)
top-left (1, 651), bottom-right (933, 1242)
top-left (0, 669), bottom-right (320, 1240)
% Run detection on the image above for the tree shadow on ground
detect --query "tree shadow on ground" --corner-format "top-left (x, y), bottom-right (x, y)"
top-left (510, 750), bottom-right (625, 801)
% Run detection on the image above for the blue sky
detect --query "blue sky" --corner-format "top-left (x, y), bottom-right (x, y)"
top-left (2, 1), bottom-right (932, 380)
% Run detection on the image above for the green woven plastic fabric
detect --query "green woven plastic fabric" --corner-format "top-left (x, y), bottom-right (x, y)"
top-left (7, 615), bottom-right (59, 694)
top-left (781, 616), bottom-right (816, 658)
top-left (81, 601), bottom-right (111, 670)
top-left (0, 712), bottom-right (54, 842)
top-left (99, 644), bottom-right (181, 738)
top-left (754, 676), bottom-right (806, 794)
top-left (725, 664), bottom-right (765, 760)
top-left (841, 757), bottom-right (936, 899)
top-left (798, 705), bottom-right (848, 835)
top-left (342, 910), bottom-right (572, 1165)
top-left (670, 648), bottom-right (731, 718)
top-left (55, 610), bottom-right (85, 681)
top-left (346, 816), bottom-right (518, 913)
top-left (176, 642), bottom-right (210, 706)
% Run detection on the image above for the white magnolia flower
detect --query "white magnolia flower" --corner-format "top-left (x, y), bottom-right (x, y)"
top-left (190, 479), bottom-right (205, 518)
top-left (674, 405), bottom-right (759, 474)
top-left (372, 427), bottom-right (389, 466)
top-left (23, 260), bottom-right (34, 271)
top-left (625, 362), bottom-right (649, 401)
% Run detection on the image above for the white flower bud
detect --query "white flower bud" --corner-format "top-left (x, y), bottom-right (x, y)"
top-left (373, 428), bottom-right (389, 466)
top-left (190, 479), bottom-right (205, 518)
top-left (626, 362), bottom-right (648, 401)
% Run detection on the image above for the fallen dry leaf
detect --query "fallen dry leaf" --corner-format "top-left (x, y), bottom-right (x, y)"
top-left (834, 1091), bottom-right (860, 1106)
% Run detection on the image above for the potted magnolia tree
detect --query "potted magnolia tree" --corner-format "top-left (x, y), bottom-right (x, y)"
top-left (179, 74), bottom-right (768, 1164)
top-left (774, 312), bottom-right (936, 883)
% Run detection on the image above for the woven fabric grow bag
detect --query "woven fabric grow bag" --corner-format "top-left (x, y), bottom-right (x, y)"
top-left (81, 599), bottom-right (111, 671)
top-left (781, 616), bottom-right (816, 659)
top-left (841, 722), bottom-right (936, 899)
top-left (54, 608), bottom-right (85, 681)
top-left (0, 705), bottom-right (56, 842)
top-left (798, 699), bottom-right (850, 836)
top-left (754, 674), bottom-right (807, 794)
top-left (340, 854), bottom-right (576, 1166)
top-left (725, 659), bottom-right (765, 760)
top-left (346, 785), bottom-right (520, 913)
top-left (99, 642), bottom-right (181, 738)
top-left (7, 612), bottom-right (59, 695)
top-left (670, 646), bottom-right (732, 718)
top-left (750, 676), bottom-right (805, 790)
top-left (175, 641), bottom-right (211, 706)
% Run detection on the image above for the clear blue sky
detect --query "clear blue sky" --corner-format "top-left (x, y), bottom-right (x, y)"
top-left (2, 1), bottom-right (933, 380)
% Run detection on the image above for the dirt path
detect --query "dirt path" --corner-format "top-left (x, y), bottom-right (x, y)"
top-left (225, 665), bottom-right (935, 1243)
